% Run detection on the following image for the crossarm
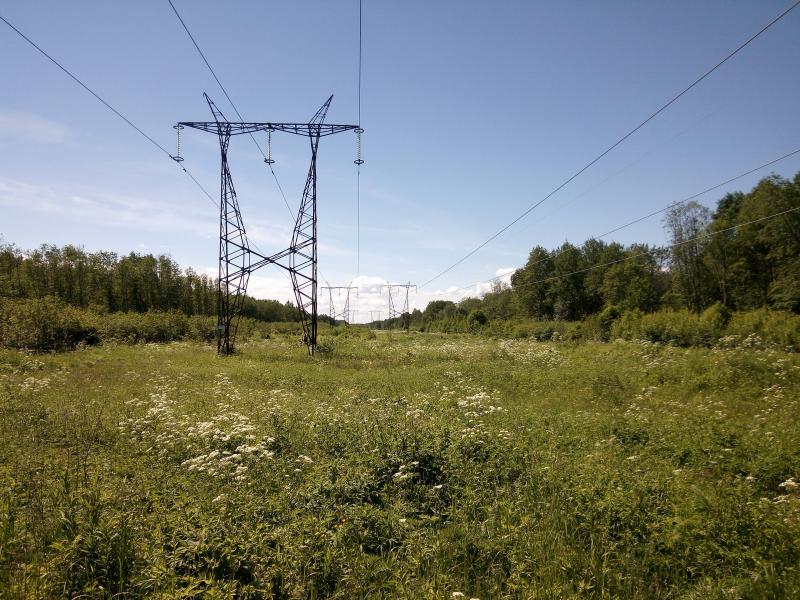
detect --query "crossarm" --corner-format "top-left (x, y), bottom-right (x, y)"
top-left (178, 122), bottom-right (359, 137)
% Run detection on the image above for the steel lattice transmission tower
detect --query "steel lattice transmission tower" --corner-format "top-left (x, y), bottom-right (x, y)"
top-left (322, 285), bottom-right (358, 325)
top-left (381, 283), bottom-right (417, 330)
top-left (177, 94), bottom-right (359, 355)
top-left (369, 310), bottom-right (383, 330)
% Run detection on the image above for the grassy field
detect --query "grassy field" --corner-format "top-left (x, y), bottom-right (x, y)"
top-left (1, 332), bottom-right (799, 598)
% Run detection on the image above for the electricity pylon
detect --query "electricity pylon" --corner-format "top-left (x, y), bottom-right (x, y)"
top-left (369, 310), bottom-right (383, 330)
top-left (381, 283), bottom-right (417, 330)
top-left (177, 94), bottom-right (359, 355)
top-left (322, 285), bottom-right (358, 325)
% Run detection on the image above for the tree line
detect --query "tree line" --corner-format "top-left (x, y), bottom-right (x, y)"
top-left (0, 244), bottom-right (301, 323)
top-left (389, 172), bottom-right (800, 330)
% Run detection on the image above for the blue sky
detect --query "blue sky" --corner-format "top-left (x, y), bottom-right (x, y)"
top-left (1, 1), bottom-right (799, 320)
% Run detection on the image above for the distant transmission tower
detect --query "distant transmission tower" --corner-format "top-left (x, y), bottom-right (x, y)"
top-left (177, 94), bottom-right (359, 355)
top-left (369, 310), bottom-right (383, 330)
top-left (382, 283), bottom-right (417, 330)
top-left (322, 285), bottom-right (358, 325)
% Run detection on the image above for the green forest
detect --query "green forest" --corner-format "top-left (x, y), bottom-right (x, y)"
top-left (0, 243), bottom-right (299, 323)
top-left (395, 172), bottom-right (800, 331)
top-left (1, 172), bottom-right (799, 351)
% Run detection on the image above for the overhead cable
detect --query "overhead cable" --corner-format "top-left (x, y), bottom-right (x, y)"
top-left (421, 0), bottom-right (800, 288)
top-left (0, 13), bottom-right (219, 209)
top-left (448, 146), bottom-right (800, 294)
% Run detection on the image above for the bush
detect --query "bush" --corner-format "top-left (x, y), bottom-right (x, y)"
top-left (612, 309), bottom-right (713, 346)
top-left (700, 301), bottom-right (732, 331)
top-left (468, 309), bottom-right (488, 328)
top-left (0, 299), bottom-right (307, 351)
top-left (726, 309), bottom-right (800, 351)
top-left (598, 305), bottom-right (621, 341)
top-left (189, 315), bottom-right (217, 342)
top-left (92, 310), bottom-right (189, 343)
top-left (609, 307), bottom-right (800, 351)
top-left (0, 296), bottom-right (98, 351)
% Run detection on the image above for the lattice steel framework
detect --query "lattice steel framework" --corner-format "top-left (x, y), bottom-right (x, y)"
top-left (382, 283), bottom-right (417, 330)
top-left (369, 310), bottom-right (383, 330)
top-left (322, 286), bottom-right (358, 325)
top-left (178, 94), bottom-right (359, 354)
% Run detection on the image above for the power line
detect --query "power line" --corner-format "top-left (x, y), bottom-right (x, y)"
top-left (166, 0), bottom-right (310, 289)
top-left (421, 0), bottom-right (800, 288)
top-left (166, 0), bottom-right (297, 220)
top-left (511, 204), bottom-right (800, 292)
top-left (356, 0), bottom-right (364, 279)
top-left (0, 13), bottom-right (218, 210)
top-left (0, 9), bottom-right (292, 302)
top-left (357, 0), bottom-right (363, 127)
top-left (510, 102), bottom-right (726, 245)
top-left (166, 0), bottom-right (341, 294)
top-left (448, 146), bottom-right (800, 295)
top-left (595, 148), bottom-right (800, 240)
top-left (170, 1), bottom-right (360, 314)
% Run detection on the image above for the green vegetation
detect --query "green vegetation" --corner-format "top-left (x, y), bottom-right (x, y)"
top-left (0, 243), bottom-right (300, 322)
top-left (0, 297), bottom-right (308, 351)
top-left (1, 333), bottom-right (798, 598)
top-left (381, 173), bottom-right (800, 333)
top-left (0, 169), bottom-right (797, 598)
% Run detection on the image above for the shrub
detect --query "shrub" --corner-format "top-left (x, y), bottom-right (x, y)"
top-left (727, 309), bottom-right (800, 351)
top-left (189, 315), bottom-right (217, 342)
top-left (0, 299), bottom-right (303, 350)
top-left (0, 297), bottom-right (98, 351)
top-left (609, 307), bottom-right (800, 350)
top-left (511, 324), bottom-right (531, 339)
top-left (700, 301), bottom-right (732, 331)
top-left (93, 310), bottom-right (189, 343)
top-left (468, 309), bottom-right (488, 328)
top-left (598, 305), bottom-right (621, 341)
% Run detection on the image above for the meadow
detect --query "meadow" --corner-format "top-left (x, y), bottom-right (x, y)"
top-left (1, 331), bottom-right (799, 598)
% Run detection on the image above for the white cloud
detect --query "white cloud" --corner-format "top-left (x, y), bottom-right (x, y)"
top-left (247, 271), bottom-right (294, 303)
top-left (0, 177), bottom-right (219, 238)
top-left (242, 220), bottom-right (293, 251)
top-left (351, 275), bottom-right (387, 294)
top-left (196, 266), bottom-right (295, 304)
top-left (0, 111), bottom-right (68, 143)
top-left (343, 275), bottom-right (389, 322)
top-left (186, 267), bottom-right (519, 324)
top-left (476, 267), bottom-right (516, 295)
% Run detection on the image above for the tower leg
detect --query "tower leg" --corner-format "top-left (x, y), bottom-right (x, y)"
top-left (215, 125), bottom-right (250, 354)
top-left (290, 133), bottom-right (320, 354)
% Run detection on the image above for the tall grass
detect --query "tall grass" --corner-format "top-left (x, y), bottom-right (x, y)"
top-left (1, 334), bottom-right (798, 597)
top-left (0, 297), bottom-right (303, 351)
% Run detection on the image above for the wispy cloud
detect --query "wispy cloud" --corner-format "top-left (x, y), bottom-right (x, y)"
top-left (183, 267), bottom-right (517, 323)
top-left (247, 271), bottom-right (295, 302)
top-left (476, 267), bottom-right (516, 295)
top-left (313, 267), bottom-right (518, 322)
top-left (196, 265), bottom-right (295, 304)
top-left (0, 111), bottom-right (68, 144)
top-left (0, 178), bottom-right (218, 238)
top-left (0, 177), bottom-right (290, 250)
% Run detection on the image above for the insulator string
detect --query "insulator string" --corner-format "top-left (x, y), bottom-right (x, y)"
top-left (264, 127), bottom-right (275, 165)
top-left (354, 127), bottom-right (364, 165)
top-left (355, 0), bottom-right (364, 283)
top-left (173, 124), bottom-right (184, 162)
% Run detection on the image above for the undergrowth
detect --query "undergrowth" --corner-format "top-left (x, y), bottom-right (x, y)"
top-left (0, 334), bottom-right (798, 598)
